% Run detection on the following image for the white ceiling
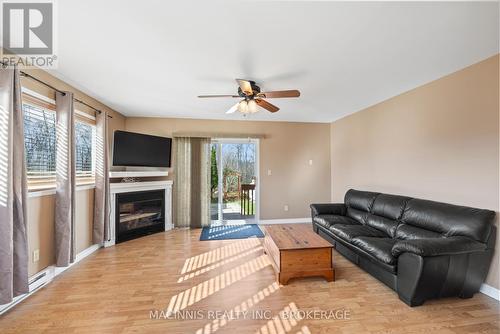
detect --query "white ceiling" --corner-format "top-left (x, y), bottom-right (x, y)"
top-left (50, 1), bottom-right (499, 123)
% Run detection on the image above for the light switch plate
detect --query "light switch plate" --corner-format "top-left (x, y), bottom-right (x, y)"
top-left (267, 169), bottom-right (272, 176)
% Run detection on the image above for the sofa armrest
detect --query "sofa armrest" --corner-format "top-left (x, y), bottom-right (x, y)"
top-left (392, 237), bottom-right (486, 258)
top-left (310, 203), bottom-right (346, 217)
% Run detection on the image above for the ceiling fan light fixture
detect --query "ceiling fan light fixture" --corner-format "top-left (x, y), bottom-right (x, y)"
top-left (238, 100), bottom-right (248, 113)
top-left (247, 99), bottom-right (258, 113)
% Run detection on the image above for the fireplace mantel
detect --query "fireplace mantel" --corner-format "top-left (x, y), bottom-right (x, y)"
top-left (109, 170), bottom-right (169, 178)
top-left (105, 180), bottom-right (173, 247)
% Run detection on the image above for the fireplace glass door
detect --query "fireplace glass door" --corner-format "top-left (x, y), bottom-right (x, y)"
top-left (116, 190), bottom-right (165, 243)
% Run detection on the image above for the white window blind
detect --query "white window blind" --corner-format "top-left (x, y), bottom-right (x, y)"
top-left (75, 121), bottom-right (95, 178)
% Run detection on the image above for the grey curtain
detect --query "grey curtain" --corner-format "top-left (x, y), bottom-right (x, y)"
top-left (0, 67), bottom-right (29, 304)
top-left (55, 91), bottom-right (76, 267)
top-left (93, 110), bottom-right (110, 244)
top-left (174, 137), bottom-right (211, 228)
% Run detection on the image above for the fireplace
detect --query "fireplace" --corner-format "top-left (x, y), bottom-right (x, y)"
top-left (115, 190), bottom-right (165, 243)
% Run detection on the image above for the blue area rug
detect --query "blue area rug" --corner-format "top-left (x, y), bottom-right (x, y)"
top-left (200, 224), bottom-right (264, 241)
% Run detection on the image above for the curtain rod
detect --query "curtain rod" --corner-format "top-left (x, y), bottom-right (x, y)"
top-left (1, 62), bottom-right (112, 118)
top-left (19, 72), bottom-right (112, 118)
top-left (172, 131), bottom-right (266, 139)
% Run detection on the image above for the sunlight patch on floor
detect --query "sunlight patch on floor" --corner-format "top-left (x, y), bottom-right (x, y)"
top-left (295, 326), bottom-right (311, 334)
top-left (255, 302), bottom-right (303, 334)
top-left (178, 246), bottom-right (263, 283)
top-left (167, 255), bottom-right (271, 313)
top-left (195, 282), bottom-right (281, 334)
top-left (181, 238), bottom-right (262, 274)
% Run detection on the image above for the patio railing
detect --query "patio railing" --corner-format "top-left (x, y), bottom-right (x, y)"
top-left (240, 184), bottom-right (255, 216)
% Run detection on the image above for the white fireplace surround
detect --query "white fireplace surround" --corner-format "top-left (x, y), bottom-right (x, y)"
top-left (105, 180), bottom-right (173, 247)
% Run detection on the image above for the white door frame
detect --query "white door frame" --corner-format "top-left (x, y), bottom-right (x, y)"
top-left (216, 142), bottom-right (223, 222)
top-left (211, 138), bottom-right (260, 223)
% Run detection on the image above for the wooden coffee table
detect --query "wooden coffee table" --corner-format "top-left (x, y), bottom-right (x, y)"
top-left (262, 223), bottom-right (334, 285)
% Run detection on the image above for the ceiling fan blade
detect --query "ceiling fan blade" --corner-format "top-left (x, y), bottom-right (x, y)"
top-left (198, 94), bottom-right (240, 98)
top-left (256, 99), bottom-right (279, 113)
top-left (225, 102), bottom-right (240, 114)
top-left (236, 79), bottom-right (253, 95)
top-left (258, 90), bottom-right (300, 98)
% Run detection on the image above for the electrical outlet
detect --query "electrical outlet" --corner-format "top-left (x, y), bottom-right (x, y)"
top-left (267, 169), bottom-right (272, 176)
top-left (284, 205), bottom-right (289, 212)
top-left (308, 159), bottom-right (313, 166)
top-left (33, 249), bottom-right (40, 263)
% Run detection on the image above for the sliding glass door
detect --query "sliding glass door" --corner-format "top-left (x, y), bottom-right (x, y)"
top-left (210, 139), bottom-right (258, 224)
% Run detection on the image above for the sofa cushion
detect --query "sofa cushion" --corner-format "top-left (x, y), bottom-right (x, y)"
top-left (346, 207), bottom-right (368, 225)
top-left (345, 189), bottom-right (379, 212)
top-left (328, 224), bottom-right (386, 242)
top-left (365, 214), bottom-right (399, 238)
top-left (401, 199), bottom-right (495, 243)
top-left (313, 215), bottom-right (359, 229)
top-left (351, 237), bottom-right (397, 265)
top-left (395, 224), bottom-right (442, 240)
top-left (372, 193), bottom-right (411, 220)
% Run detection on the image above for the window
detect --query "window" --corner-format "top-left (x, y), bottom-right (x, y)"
top-left (23, 100), bottom-right (96, 187)
top-left (23, 103), bottom-right (57, 181)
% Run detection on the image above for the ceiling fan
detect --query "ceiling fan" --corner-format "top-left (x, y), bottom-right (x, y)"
top-left (198, 79), bottom-right (300, 114)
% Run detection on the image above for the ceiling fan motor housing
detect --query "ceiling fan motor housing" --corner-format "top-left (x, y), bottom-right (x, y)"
top-left (238, 81), bottom-right (261, 98)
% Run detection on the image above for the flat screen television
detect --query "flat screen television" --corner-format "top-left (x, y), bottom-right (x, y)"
top-left (113, 130), bottom-right (172, 167)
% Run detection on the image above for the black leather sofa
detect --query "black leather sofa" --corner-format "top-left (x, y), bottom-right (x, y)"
top-left (311, 189), bottom-right (496, 306)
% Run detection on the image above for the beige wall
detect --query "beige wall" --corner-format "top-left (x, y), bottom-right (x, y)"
top-left (125, 118), bottom-right (332, 220)
top-left (27, 195), bottom-right (54, 276)
top-left (22, 69), bottom-right (126, 276)
top-left (28, 189), bottom-right (95, 276)
top-left (330, 55), bottom-right (499, 289)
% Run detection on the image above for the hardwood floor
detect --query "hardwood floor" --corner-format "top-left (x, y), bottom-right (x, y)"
top-left (0, 228), bottom-right (498, 334)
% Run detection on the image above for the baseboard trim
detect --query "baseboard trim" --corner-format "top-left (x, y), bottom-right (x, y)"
top-left (0, 243), bottom-right (102, 315)
top-left (76, 244), bottom-right (101, 261)
top-left (258, 218), bottom-right (311, 224)
top-left (54, 243), bottom-right (102, 276)
top-left (480, 283), bottom-right (500, 301)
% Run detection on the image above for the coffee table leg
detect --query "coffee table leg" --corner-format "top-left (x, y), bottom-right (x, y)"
top-left (323, 270), bottom-right (335, 282)
top-left (278, 273), bottom-right (290, 285)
